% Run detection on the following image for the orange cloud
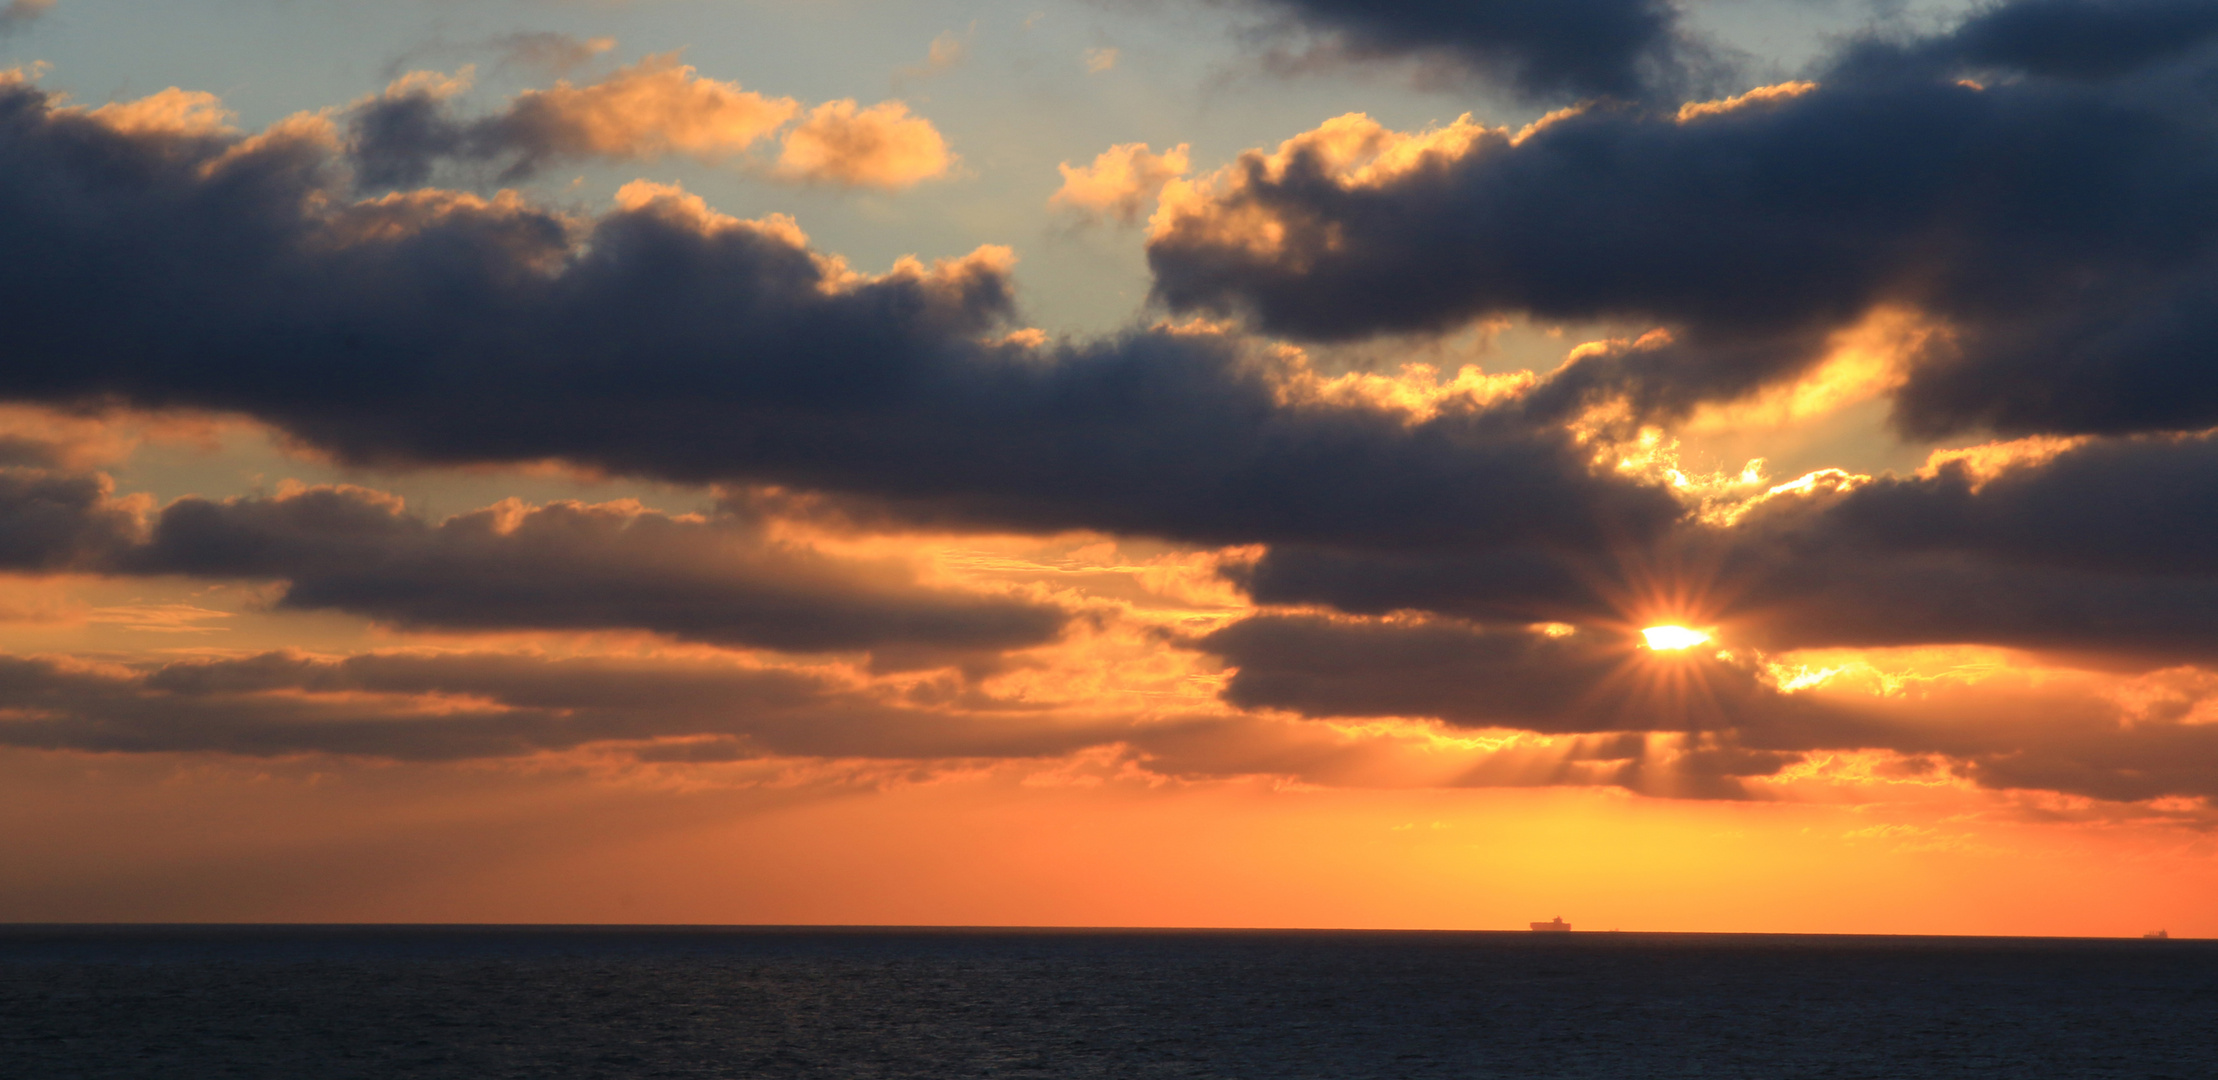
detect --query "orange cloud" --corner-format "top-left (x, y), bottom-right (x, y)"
top-left (501, 52), bottom-right (798, 164)
top-left (1051, 142), bottom-right (1189, 225)
top-left (775, 99), bottom-right (954, 189)
top-left (1677, 80), bottom-right (1818, 123)
top-left (82, 87), bottom-right (235, 137)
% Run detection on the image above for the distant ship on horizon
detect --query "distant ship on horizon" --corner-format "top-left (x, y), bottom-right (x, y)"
top-left (1530, 917), bottom-right (1571, 932)
top-left (2143, 930), bottom-right (2169, 939)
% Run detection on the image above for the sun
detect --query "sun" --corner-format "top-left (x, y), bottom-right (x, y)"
top-left (1641, 625), bottom-right (1711, 651)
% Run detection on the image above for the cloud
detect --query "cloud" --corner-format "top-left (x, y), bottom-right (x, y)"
top-left (0, 0), bottom-right (52, 33)
top-left (1051, 142), bottom-right (1189, 225)
top-left (1148, 1), bottom-right (2218, 438)
top-left (773, 99), bottom-right (953, 189)
top-left (349, 53), bottom-right (800, 187)
top-left (0, 458), bottom-right (1066, 659)
top-left (126, 485), bottom-right (1068, 659)
top-left (0, 464), bottom-right (141, 572)
top-left (488, 31), bottom-right (618, 77)
top-left (1084, 47), bottom-right (1119, 74)
top-left (1238, 429), bottom-right (2218, 666)
top-left (1927, 0), bottom-right (2218, 80)
top-left (1193, 612), bottom-right (2218, 802)
top-left (1231, 0), bottom-right (1692, 102)
top-left (898, 30), bottom-right (970, 82)
top-left (348, 56), bottom-right (956, 192)
top-left (0, 75), bottom-right (1678, 557)
top-left (0, 649), bottom-right (1124, 762)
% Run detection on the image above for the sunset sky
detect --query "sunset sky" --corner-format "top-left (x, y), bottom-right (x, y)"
top-left (2, 0), bottom-right (2215, 936)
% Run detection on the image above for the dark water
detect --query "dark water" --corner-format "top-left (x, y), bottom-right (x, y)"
top-left (2, 926), bottom-right (2212, 1079)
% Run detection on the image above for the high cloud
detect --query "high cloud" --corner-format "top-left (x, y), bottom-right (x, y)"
top-left (1150, 0), bottom-right (2218, 438)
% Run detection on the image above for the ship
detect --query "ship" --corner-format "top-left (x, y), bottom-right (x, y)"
top-left (2143, 930), bottom-right (2169, 939)
top-left (1530, 917), bottom-right (1571, 932)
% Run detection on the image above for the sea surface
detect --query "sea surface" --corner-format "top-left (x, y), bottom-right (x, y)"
top-left (2, 926), bottom-right (2212, 1079)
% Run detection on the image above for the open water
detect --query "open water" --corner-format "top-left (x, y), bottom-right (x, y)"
top-left (1, 926), bottom-right (2212, 1078)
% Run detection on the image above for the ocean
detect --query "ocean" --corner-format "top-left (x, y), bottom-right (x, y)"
top-left (2, 926), bottom-right (2211, 1078)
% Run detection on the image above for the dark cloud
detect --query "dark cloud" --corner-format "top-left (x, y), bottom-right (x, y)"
top-left (0, 76), bottom-right (1677, 555)
top-left (124, 486), bottom-right (1065, 658)
top-left (1202, 613), bottom-right (1825, 735)
top-left (1150, 0), bottom-right (2218, 438)
top-left (0, 465), bottom-right (140, 572)
top-left (0, 458), bottom-right (1062, 658)
top-left (1206, 614), bottom-right (1631, 729)
top-left (1705, 438), bottom-right (2218, 662)
top-left (0, 650), bottom-right (1116, 761)
top-left (1239, 432), bottom-right (2218, 665)
top-left (1236, 0), bottom-right (1692, 102)
top-left (1936, 0), bottom-right (2218, 80)
top-left (1192, 612), bottom-right (2218, 801)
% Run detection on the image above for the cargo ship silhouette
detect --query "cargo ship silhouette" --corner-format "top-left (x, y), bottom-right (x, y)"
top-left (1530, 917), bottom-right (1571, 932)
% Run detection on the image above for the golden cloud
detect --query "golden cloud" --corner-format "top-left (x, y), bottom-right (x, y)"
top-left (1051, 142), bottom-right (1189, 225)
top-left (504, 52), bottom-right (799, 163)
top-left (775, 99), bottom-right (954, 189)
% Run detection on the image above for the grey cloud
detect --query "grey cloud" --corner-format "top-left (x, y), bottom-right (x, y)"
top-left (1238, 431), bottom-right (2218, 667)
top-left (0, 464), bottom-right (1064, 659)
top-left (487, 32), bottom-right (618, 77)
top-left (124, 486), bottom-right (1066, 658)
top-left (1201, 613), bottom-right (1830, 734)
top-left (0, 77), bottom-right (1678, 557)
top-left (1234, 0), bottom-right (1693, 102)
top-left (1193, 613), bottom-right (2218, 801)
top-left (1935, 0), bottom-right (2218, 80)
top-left (1150, 0), bottom-right (2218, 438)
top-left (0, 650), bottom-right (1119, 762)
top-left (1120, 714), bottom-right (1783, 800)
top-left (0, 465), bottom-right (140, 572)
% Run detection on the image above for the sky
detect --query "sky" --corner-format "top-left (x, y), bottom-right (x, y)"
top-left (1, 0), bottom-right (2215, 936)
